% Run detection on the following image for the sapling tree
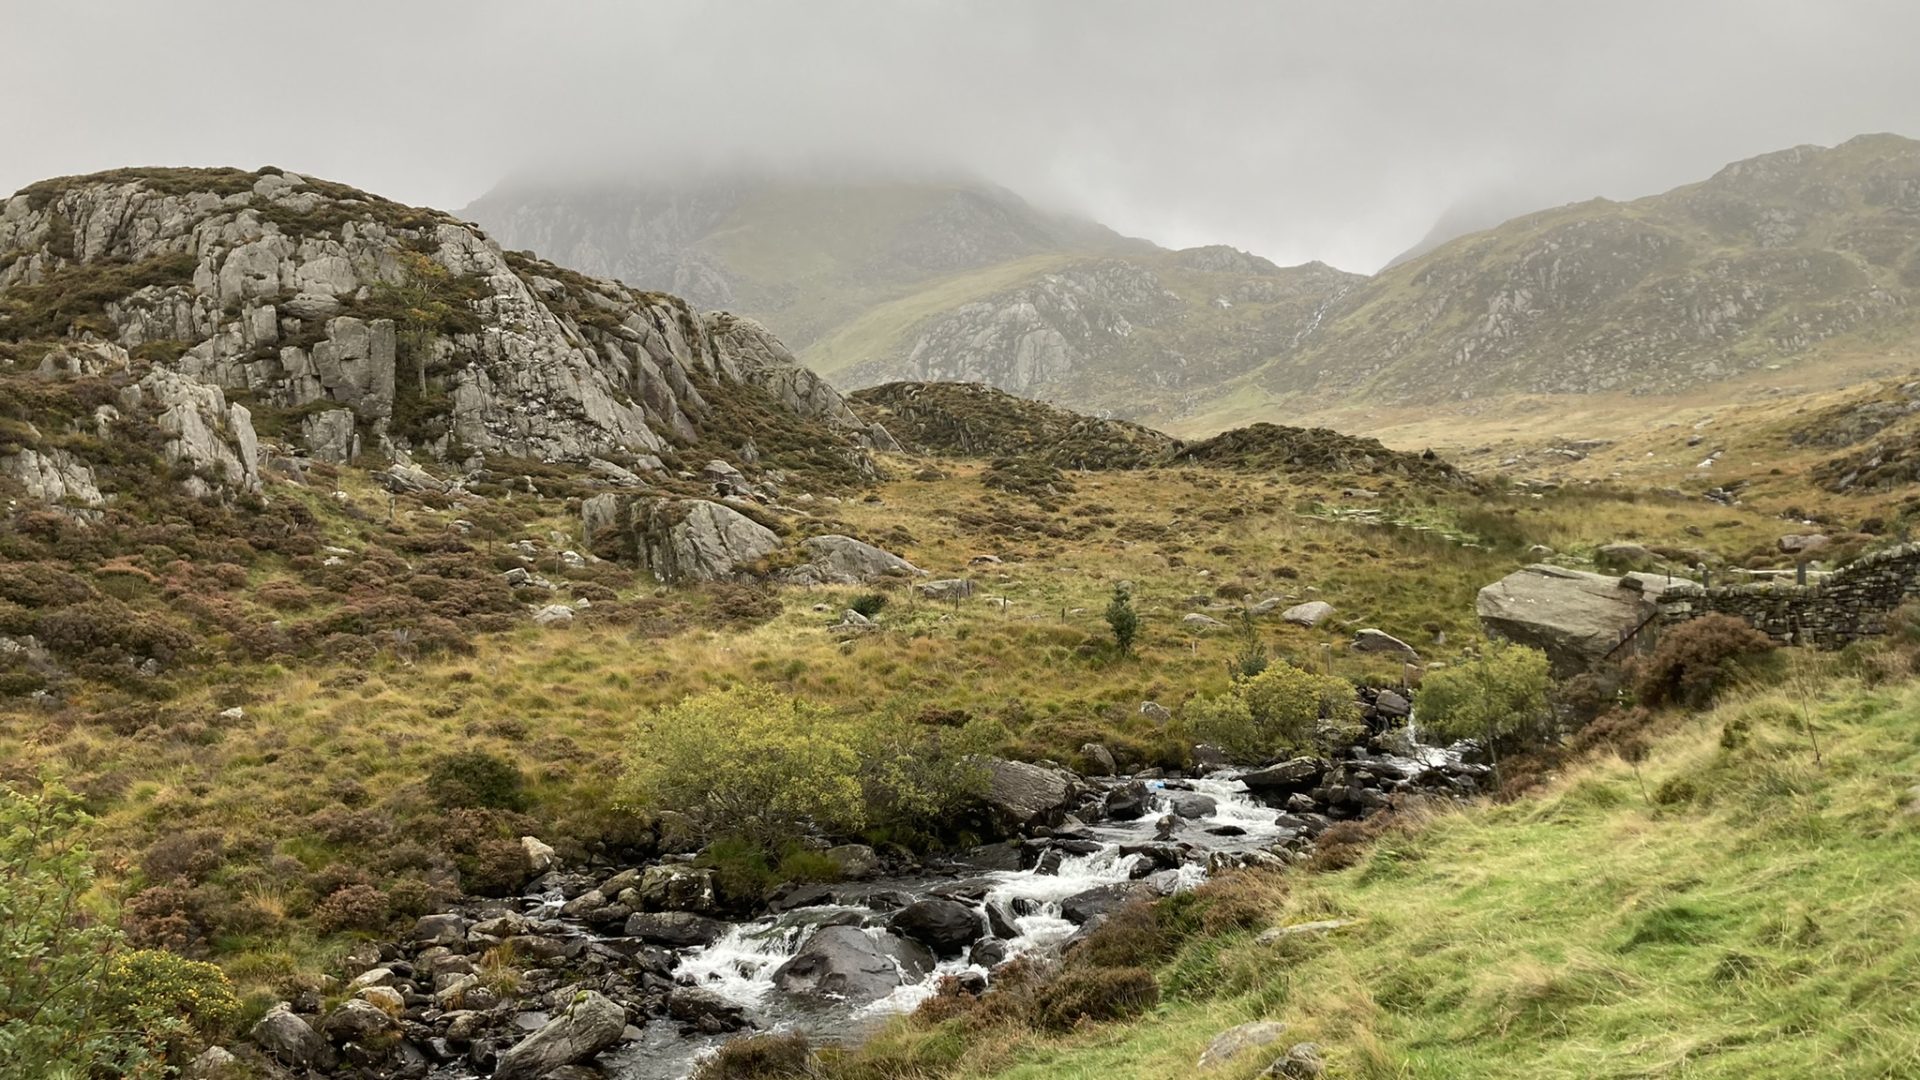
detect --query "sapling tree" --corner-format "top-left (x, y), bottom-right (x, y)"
top-left (1105, 584), bottom-right (1139, 656)
top-left (1418, 640), bottom-right (1552, 777)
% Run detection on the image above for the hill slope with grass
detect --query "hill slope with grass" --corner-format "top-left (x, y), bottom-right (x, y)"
top-left (820, 638), bottom-right (1920, 1079)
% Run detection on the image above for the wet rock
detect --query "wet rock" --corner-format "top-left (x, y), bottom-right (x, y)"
top-left (950, 841), bottom-right (1026, 872)
top-left (1104, 780), bottom-right (1152, 821)
top-left (1060, 882), bottom-right (1152, 924)
top-left (772, 925), bottom-right (912, 1005)
top-left (984, 900), bottom-right (1021, 939)
top-left (623, 911), bottom-right (726, 948)
top-left (492, 990), bottom-right (628, 1080)
top-left (667, 987), bottom-right (746, 1032)
top-left (1197, 1020), bottom-right (1289, 1069)
top-left (768, 883), bottom-right (837, 912)
top-left (890, 899), bottom-right (986, 958)
top-left (1170, 793), bottom-right (1217, 819)
top-left (973, 939), bottom-right (1009, 967)
top-left (1242, 759), bottom-right (1324, 793)
top-left (252, 1003), bottom-right (334, 1070)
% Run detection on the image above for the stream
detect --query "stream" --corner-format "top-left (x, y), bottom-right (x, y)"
top-left (575, 772), bottom-right (1284, 1080)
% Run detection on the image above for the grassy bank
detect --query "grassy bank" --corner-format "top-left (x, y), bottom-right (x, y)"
top-left (831, 661), bottom-right (1920, 1078)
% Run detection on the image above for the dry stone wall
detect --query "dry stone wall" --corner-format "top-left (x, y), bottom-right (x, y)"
top-left (1657, 542), bottom-right (1920, 647)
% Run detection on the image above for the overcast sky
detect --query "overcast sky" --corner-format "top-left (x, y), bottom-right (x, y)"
top-left (6, 0), bottom-right (1920, 271)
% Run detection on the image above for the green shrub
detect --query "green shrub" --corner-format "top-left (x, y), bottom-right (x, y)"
top-left (621, 685), bottom-right (866, 848)
top-left (426, 751), bottom-right (527, 811)
top-left (100, 949), bottom-right (242, 1065)
top-left (1177, 661), bottom-right (1358, 762)
top-left (848, 592), bottom-right (888, 619)
top-left (1634, 614), bottom-right (1777, 707)
top-left (1105, 585), bottom-right (1139, 655)
top-left (312, 884), bottom-right (390, 933)
top-left (0, 784), bottom-right (152, 1078)
top-left (1419, 640), bottom-right (1552, 763)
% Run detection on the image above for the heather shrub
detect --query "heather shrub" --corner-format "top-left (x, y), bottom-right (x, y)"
top-left (1034, 965), bottom-right (1159, 1030)
top-left (1634, 614), bottom-right (1776, 707)
top-left (313, 883), bottom-right (390, 932)
top-left (693, 1031), bottom-right (815, 1078)
top-left (426, 750), bottom-right (527, 811)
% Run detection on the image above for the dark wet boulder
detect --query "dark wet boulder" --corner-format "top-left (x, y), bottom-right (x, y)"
top-left (1242, 758), bottom-right (1324, 794)
top-left (1104, 779), bottom-right (1152, 821)
top-left (1060, 883), bottom-right (1154, 924)
top-left (890, 899), bottom-right (986, 957)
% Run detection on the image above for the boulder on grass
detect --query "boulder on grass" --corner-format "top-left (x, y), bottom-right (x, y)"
top-left (1475, 563), bottom-right (1670, 675)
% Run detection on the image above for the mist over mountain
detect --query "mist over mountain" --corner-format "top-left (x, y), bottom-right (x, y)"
top-left (470, 134), bottom-right (1920, 431)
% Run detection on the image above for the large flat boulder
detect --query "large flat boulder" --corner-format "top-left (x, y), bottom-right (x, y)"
top-left (583, 496), bottom-right (781, 584)
top-left (977, 757), bottom-right (1078, 831)
top-left (1476, 564), bottom-right (1666, 675)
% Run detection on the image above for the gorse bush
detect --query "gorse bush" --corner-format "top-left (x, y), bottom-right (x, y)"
top-left (620, 686), bottom-right (1004, 852)
top-left (1418, 640), bottom-right (1552, 762)
top-left (1634, 614), bottom-right (1776, 707)
top-left (1176, 661), bottom-right (1358, 762)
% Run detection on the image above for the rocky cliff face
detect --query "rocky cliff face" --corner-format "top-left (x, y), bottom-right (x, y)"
top-left (0, 167), bottom-right (890, 505)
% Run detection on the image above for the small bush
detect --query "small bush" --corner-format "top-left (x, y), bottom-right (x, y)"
top-left (427, 750), bottom-right (527, 811)
top-left (101, 948), bottom-right (243, 1064)
top-left (1034, 965), bottom-right (1159, 1030)
top-left (1419, 640), bottom-right (1553, 763)
top-left (313, 884), bottom-right (390, 933)
top-left (1177, 661), bottom-right (1357, 762)
top-left (848, 592), bottom-right (889, 619)
top-left (1634, 615), bottom-right (1776, 707)
top-left (1105, 585), bottom-right (1139, 655)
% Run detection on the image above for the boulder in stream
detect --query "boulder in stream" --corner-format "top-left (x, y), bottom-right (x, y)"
top-left (623, 911), bottom-right (726, 948)
top-left (889, 899), bottom-right (986, 958)
top-left (772, 925), bottom-right (916, 1004)
top-left (492, 990), bottom-right (628, 1080)
top-left (1060, 882), bottom-right (1153, 924)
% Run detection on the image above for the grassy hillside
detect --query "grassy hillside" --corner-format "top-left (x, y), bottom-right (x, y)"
top-left (827, 647), bottom-right (1920, 1078)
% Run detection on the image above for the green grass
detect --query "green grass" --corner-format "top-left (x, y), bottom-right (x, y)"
top-left (839, 666), bottom-right (1920, 1078)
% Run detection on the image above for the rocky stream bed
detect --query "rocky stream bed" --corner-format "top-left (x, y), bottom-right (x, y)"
top-left (237, 711), bottom-right (1488, 1080)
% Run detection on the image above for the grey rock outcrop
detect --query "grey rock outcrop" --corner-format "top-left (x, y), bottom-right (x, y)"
top-left (1351, 628), bottom-right (1420, 662)
top-left (0, 169), bottom-right (880, 480)
top-left (781, 535), bottom-right (923, 585)
top-left (492, 990), bottom-right (628, 1080)
top-left (1281, 601), bottom-right (1335, 627)
top-left (251, 1003), bottom-right (333, 1070)
top-left (583, 495), bottom-right (781, 584)
top-left (1476, 563), bottom-right (1667, 674)
top-left (2, 447), bottom-right (105, 506)
top-left (127, 367), bottom-right (261, 497)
